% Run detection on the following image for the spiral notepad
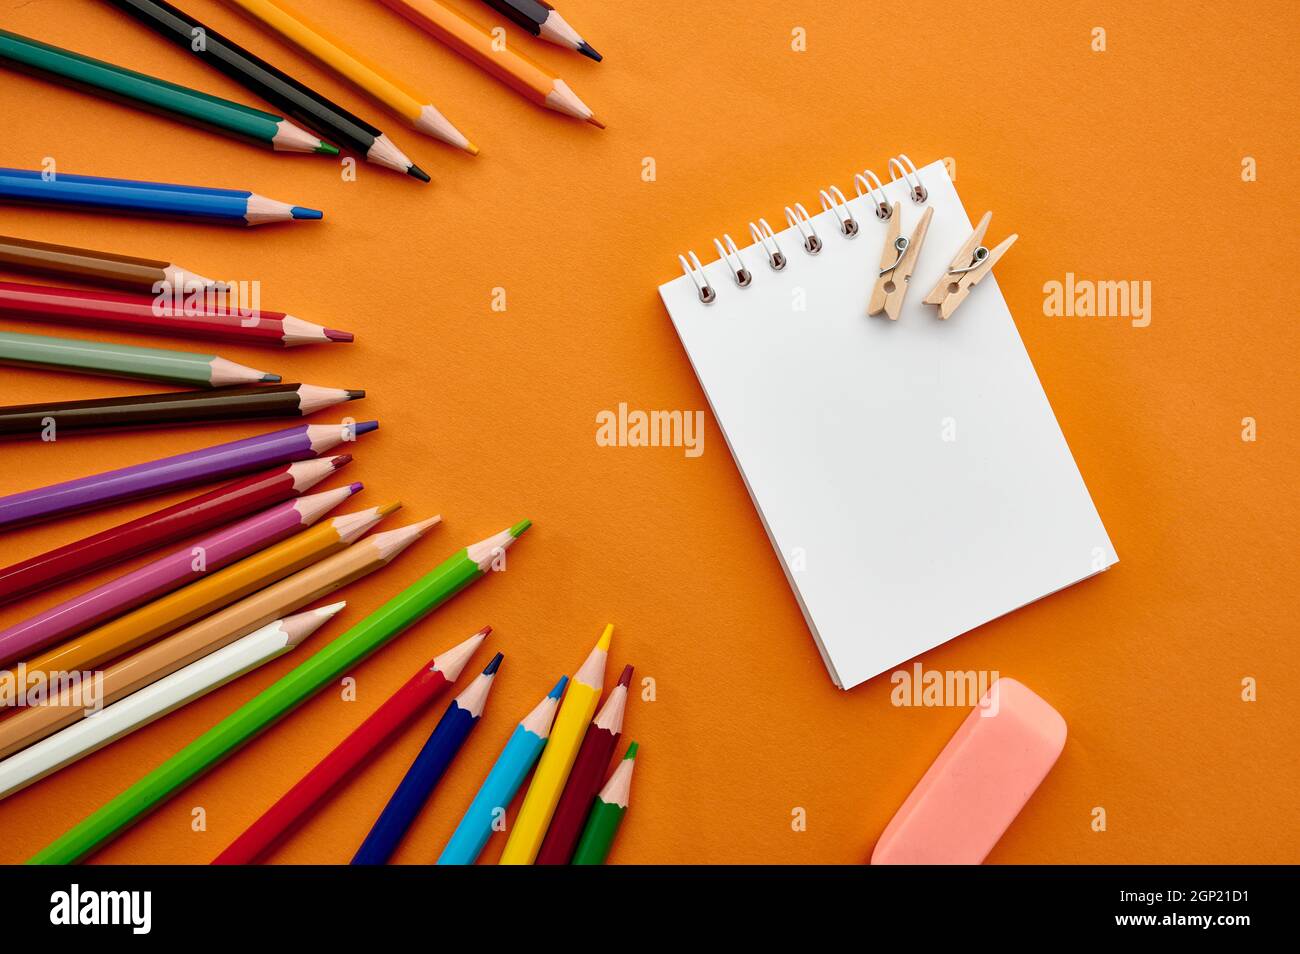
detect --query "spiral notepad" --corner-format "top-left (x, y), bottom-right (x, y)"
top-left (659, 156), bottom-right (1117, 689)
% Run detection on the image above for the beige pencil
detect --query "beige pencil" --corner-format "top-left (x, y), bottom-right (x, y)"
top-left (0, 516), bottom-right (441, 760)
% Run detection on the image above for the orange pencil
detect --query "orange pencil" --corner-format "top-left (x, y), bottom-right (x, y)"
top-left (376, 0), bottom-right (602, 126)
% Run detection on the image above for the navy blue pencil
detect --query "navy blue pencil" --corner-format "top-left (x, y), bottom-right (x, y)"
top-left (351, 652), bottom-right (502, 865)
top-left (0, 167), bottom-right (322, 226)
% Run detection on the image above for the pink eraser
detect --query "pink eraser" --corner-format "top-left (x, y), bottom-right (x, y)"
top-left (870, 678), bottom-right (1066, 865)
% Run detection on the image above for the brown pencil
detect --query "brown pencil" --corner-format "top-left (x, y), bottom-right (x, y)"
top-left (0, 234), bottom-right (222, 293)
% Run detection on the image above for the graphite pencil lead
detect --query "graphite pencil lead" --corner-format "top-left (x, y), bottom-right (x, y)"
top-left (577, 42), bottom-right (602, 62)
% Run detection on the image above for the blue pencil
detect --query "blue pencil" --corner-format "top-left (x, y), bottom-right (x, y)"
top-left (0, 167), bottom-right (322, 225)
top-left (352, 652), bottom-right (502, 865)
top-left (437, 674), bottom-right (568, 865)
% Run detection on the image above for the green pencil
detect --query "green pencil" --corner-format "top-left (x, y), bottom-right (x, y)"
top-left (0, 28), bottom-right (338, 155)
top-left (27, 521), bottom-right (532, 865)
top-left (571, 741), bottom-right (638, 865)
top-left (0, 329), bottom-right (279, 387)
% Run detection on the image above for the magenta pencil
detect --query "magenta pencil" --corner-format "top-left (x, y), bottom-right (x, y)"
top-left (0, 420), bottom-right (377, 529)
top-left (0, 483), bottom-right (361, 667)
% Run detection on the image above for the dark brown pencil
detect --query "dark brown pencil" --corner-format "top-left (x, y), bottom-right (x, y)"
top-left (0, 234), bottom-right (222, 293)
top-left (0, 384), bottom-right (363, 438)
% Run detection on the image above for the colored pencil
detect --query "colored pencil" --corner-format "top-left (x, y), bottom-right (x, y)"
top-left (0, 385), bottom-right (364, 439)
top-left (107, 0), bottom-right (429, 181)
top-left (479, 0), bottom-right (600, 61)
top-left (536, 663), bottom-right (632, 864)
top-left (0, 484), bottom-right (359, 667)
top-left (229, 0), bottom-right (474, 153)
top-left (571, 742), bottom-right (637, 865)
top-left (0, 234), bottom-right (223, 293)
top-left (0, 604), bottom-right (344, 801)
top-left (0, 328), bottom-right (278, 389)
top-left (378, 0), bottom-right (600, 125)
top-left (0, 516), bottom-right (439, 760)
top-left (0, 167), bottom-right (322, 225)
top-left (214, 625), bottom-right (487, 864)
top-left (11, 502), bottom-right (396, 682)
top-left (0, 280), bottom-right (353, 347)
top-left (28, 521), bottom-right (530, 864)
top-left (499, 623), bottom-right (611, 864)
top-left (352, 652), bottom-right (502, 864)
top-left (0, 457), bottom-right (347, 608)
top-left (0, 29), bottom-right (336, 155)
top-left (0, 420), bottom-right (377, 529)
top-left (438, 673), bottom-right (567, 865)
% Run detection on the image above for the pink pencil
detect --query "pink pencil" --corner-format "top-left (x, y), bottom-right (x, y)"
top-left (0, 483), bottom-right (361, 667)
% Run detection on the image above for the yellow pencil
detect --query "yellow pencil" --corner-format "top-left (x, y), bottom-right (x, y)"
top-left (10, 503), bottom-right (398, 682)
top-left (499, 623), bottom-right (611, 864)
top-left (226, 0), bottom-right (476, 154)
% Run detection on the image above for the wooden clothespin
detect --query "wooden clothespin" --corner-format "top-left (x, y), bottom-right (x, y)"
top-left (924, 212), bottom-right (1018, 319)
top-left (868, 203), bottom-right (933, 320)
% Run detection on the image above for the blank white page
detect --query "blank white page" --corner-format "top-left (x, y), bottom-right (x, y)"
top-left (659, 161), bottom-right (1117, 689)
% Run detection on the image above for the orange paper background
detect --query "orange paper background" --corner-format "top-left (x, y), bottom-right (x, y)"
top-left (0, 0), bottom-right (1296, 865)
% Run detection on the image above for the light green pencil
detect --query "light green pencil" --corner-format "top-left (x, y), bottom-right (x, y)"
top-left (0, 329), bottom-right (278, 387)
top-left (28, 520), bottom-right (531, 865)
top-left (0, 28), bottom-right (338, 155)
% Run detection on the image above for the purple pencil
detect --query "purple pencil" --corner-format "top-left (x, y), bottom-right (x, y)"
top-left (0, 483), bottom-right (362, 668)
top-left (0, 420), bottom-right (377, 529)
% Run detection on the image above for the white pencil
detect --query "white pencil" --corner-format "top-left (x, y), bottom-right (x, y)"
top-left (0, 603), bottom-right (345, 801)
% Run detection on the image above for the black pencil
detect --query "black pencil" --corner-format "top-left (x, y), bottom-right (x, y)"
top-left (479, 0), bottom-right (601, 61)
top-left (106, 0), bottom-right (430, 181)
top-left (0, 384), bottom-right (364, 438)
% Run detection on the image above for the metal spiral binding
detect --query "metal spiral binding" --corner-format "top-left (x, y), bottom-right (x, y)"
top-left (675, 155), bottom-right (929, 305)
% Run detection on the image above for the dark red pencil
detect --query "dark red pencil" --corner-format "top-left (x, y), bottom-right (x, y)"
top-left (0, 280), bottom-right (353, 347)
top-left (536, 663), bottom-right (633, 865)
top-left (0, 455), bottom-right (350, 607)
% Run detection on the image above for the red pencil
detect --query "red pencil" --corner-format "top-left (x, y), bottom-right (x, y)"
top-left (0, 280), bottom-right (353, 347)
top-left (0, 455), bottom-right (350, 608)
top-left (536, 664), bottom-right (634, 865)
top-left (210, 627), bottom-right (489, 864)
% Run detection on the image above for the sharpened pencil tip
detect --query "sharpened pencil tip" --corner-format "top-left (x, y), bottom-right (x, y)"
top-left (345, 389), bottom-right (365, 401)
top-left (261, 373), bottom-right (282, 382)
top-left (549, 675), bottom-right (569, 698)
top-left (409, 514), bottom-right (442, 534)
top-left (474, 625), bottom-right (492, 639)
top-left (586, 114), bottom-right (605, 129)
top-left (464, 141), bottom-right (480, 156)
top-left (509, 519), bottom-right (532, 537)
top-left (482, 651), bottom-right (503, 675)
top-left (291, 206), bottom-right (323, 220)
top-left (353, 420), bottom-right (379, 435)
top-left (348, 482), bottom-right (363, 494)
top-left (597, 623), bottom-right (613, 651)
top-left (377, 501), bottom-right (402, 516)
top-left (324, 328), bottom-right (354, 342)
top-left (624, 741), bottom-right (638, 759)
top-left (407, 164), bottom-right (431, 183)
top-left (316, 142), bottom-right (341, 156)
top-left (578, 41), bottom-right (602, 62)
top-left (617, 664), bottom-right (634, 687)
top-left (330, 454), bottom-right (352, 469)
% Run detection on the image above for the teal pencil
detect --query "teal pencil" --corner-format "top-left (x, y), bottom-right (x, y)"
top-left (436, 674), bottom-right (567, 865)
